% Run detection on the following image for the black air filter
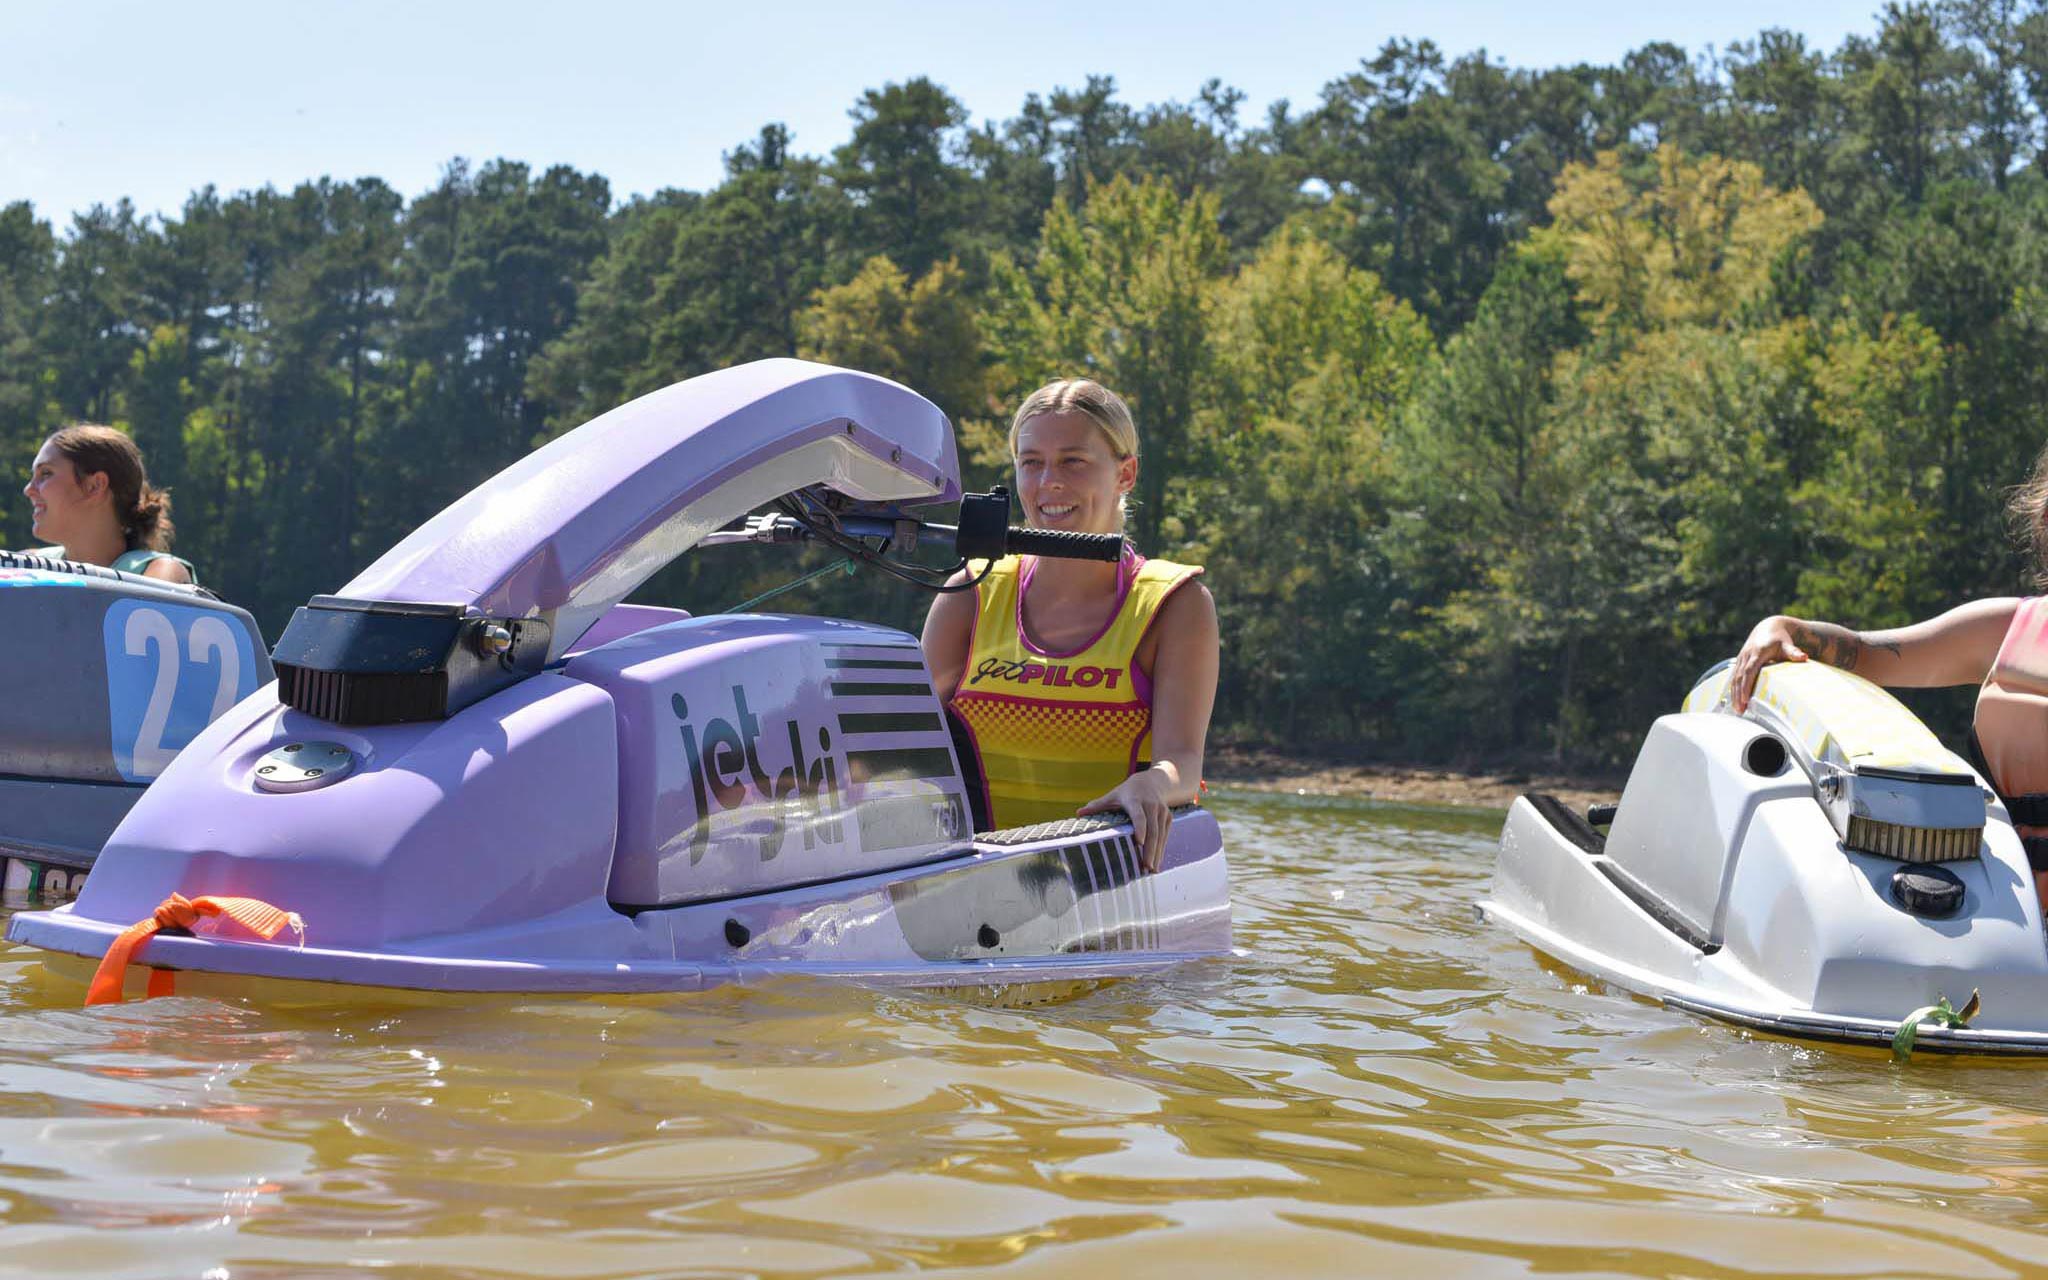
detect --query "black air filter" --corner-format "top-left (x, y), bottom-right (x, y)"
top-left (277, 664), bottom-right (448, 726)
top-left (271, 595), bottom-right (548, 727)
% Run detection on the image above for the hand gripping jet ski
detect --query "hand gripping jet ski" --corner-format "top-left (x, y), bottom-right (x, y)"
top-left (0, 552), bottom-right (270, 904)
top-left (1483, 658), bottom-right (2048, 1055)
top-left (6, 360), bottom-right (1231, 1001)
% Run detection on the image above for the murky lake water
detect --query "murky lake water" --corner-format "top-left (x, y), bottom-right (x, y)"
top-left (5, 791), bottom-right (2048, 1278)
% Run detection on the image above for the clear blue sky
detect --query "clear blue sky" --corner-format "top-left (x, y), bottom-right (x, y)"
top-left (4, 0), bottom-right (1889, 225)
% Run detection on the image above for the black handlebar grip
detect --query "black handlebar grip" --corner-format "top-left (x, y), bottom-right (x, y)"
top-left (1003, 527), bottom-right (1128, 562)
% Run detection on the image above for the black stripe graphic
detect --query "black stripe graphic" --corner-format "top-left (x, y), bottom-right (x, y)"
top-left (837, 711), bottom-right (944, 735)
top-left (847, 747), bottom-right (957, 781)
top-left (829, 681), bottom-right (935, 699)
top-left (1090, 835), bottom-right (1138, 890)
top-left (822, 641), bottom-right (921, 652)
top-left (825, 658), bottom-right (928, 670)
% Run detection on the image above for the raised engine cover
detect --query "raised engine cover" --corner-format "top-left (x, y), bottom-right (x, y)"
top-left (563, 614), bottom-right (971, 908)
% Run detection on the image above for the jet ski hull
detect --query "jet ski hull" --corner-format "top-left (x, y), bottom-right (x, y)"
top-left (1483, 698), bottom-right (2048, 1056)
top-left (10, 809), bottom-right (1230, 1000)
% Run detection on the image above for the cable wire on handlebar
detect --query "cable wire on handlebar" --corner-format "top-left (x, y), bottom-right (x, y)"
top-left (772, 494), bottom-right (995, 595)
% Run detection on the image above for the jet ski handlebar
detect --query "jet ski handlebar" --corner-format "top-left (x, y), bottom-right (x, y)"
top-left (699, 486), bottom-right (1128, 567)
top-left (988, 525), bottom-right (1128, 563)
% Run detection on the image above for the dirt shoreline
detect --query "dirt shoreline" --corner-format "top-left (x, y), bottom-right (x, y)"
top-left (1205, 743), bottom-right (1623, 814)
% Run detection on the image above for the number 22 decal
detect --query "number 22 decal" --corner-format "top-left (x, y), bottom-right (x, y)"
top-left (104, 601), bottom-right (257, 782)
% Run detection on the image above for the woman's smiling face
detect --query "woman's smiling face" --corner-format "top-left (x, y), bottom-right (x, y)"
top-left (1012, 410), bottom-right (1135, 537)
top-left (23, 438), bottom-right (105, 546)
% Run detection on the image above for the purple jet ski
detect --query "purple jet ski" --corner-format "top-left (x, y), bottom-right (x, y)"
top-left (6, 360), bottom-right (1231, 1000)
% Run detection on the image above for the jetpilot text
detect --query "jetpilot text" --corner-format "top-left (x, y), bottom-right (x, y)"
top-left (968, 659), bottom-right (1123, 689)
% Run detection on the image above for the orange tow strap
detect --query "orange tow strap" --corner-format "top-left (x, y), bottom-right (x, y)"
top-left (85, 892), bottom-right (302, 1006)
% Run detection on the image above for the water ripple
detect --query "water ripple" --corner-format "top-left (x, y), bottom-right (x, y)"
top-left (4, 791), bottom-right (2048, 1277)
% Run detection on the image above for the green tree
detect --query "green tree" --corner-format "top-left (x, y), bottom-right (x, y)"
top-left (1198, 227), bottom-right (1435, 739)
top-left (1400, 145), bottom-right (1828, 760)
top-left (532, 128), bottom-right (846, 435)
top-left (1942, 0), bottom-right (2038, 186)
top-left (796, 255), bottom-right (985, 421)
top-left (1309, 40), bottom-right (1508, 330)
top-left (984, 175), bottom-right (1228, 551)
top-left (835, 79), bottom-right (971, 276)
top-left (1722, 31), bottom-right (1841, 200)
top-left (1794, 315), bottom-right (1959, 624)
top-left (0, 202), bottom-right (57, 548)
top-left (959, 100), bottom-right (1059, 262)
top-left (1845, 4), bottom-right (1970, 205)
top-left (1386, 247), bottom-right (1583, 754)
top-left (1538, 144), bottom-right (1823, 333)
top-left (45, 201), bottom-right (147, 423)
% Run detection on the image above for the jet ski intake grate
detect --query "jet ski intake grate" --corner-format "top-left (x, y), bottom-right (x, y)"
top-left (1844, 815), bottom-right (1981, 863)
top-left (278, 664), bottom-right (447, 726)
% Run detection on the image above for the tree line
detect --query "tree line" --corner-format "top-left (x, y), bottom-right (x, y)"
top-left (6, 1), bottom-right (2048, 766)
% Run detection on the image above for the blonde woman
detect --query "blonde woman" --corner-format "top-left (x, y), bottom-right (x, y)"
top-left (922, 380), bottom-right (1219, 870)
top-left (20, 426), bottom-right (194, 584)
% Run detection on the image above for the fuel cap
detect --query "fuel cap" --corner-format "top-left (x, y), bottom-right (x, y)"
top-left (1891, 864), bottom-right (1966, 918)
top-left (252, 741), bottom-right (356, 793)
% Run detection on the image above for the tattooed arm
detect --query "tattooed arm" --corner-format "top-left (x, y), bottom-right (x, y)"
top-left (1729, 600), bottom-right (2022, 713)
top-left (1781, 620), bottom-right (1897, 673)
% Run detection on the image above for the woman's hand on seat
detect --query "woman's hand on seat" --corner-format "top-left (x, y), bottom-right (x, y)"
top-left (1730, 615), bottom-right (1808, 713)
top-left (1079, 768), bottom-right (1177, 873)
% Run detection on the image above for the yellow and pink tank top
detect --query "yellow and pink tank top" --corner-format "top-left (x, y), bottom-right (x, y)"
top-left (949, 549), bottom-right (1203, 829)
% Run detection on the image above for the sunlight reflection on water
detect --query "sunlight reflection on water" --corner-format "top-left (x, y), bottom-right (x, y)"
top-left (4, 791), bottom-right (2048, 1279)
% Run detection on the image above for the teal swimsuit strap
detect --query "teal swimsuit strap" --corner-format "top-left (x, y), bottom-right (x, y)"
top-left (111, 548), bottom-right (199, 584)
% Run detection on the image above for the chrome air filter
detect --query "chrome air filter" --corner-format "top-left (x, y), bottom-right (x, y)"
top-left (1831, 766), bottom-right (1985, 864)
top-left (1844, 814), bottom-right (1982, 863)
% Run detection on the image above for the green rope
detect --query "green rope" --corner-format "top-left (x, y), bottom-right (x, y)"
top-left (719, 557), bottom-right (858, 614)
top-left (1892, 988), bottom-right (1981, 1061)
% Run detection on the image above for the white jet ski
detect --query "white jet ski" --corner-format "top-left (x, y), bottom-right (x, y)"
top-left (1482, 658), bottom-right (2048, 1055)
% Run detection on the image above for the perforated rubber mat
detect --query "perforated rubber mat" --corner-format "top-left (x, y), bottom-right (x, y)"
top-left (972, 804), bottom-right (1203, 847)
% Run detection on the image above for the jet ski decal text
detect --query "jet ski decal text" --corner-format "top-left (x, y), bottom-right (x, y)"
top-left (672, 687), bottom-right (842, 863)
top-left (968, 659), bottom-right (1122, 689)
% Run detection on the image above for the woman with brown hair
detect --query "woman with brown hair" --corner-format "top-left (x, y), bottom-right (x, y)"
top-left (1727, 445), bottom-right (2048, 912)
top-left (20, 425), bottom-right (195, 584)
